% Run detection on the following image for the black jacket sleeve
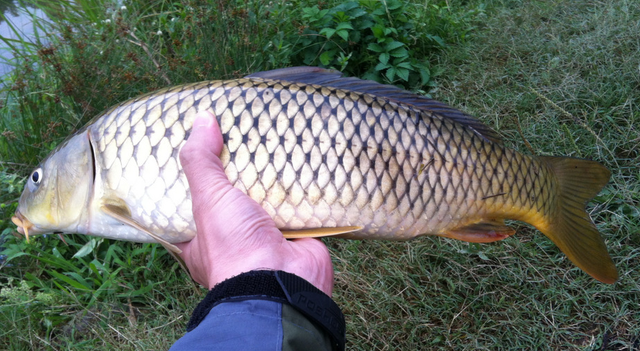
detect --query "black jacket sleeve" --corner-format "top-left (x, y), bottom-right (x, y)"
top-left (170, 270), bottom-right (346, 351)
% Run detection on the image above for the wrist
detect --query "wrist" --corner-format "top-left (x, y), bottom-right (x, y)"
top-left (205, 249), bottom-right (287, 289)
top-left (188, 270), bottom-right (346, 350)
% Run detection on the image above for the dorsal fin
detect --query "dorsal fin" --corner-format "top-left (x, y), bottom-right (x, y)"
top-left (246, 67), bottom-right (502, 143)
top-left (246, 66), bottom-right (343, 81)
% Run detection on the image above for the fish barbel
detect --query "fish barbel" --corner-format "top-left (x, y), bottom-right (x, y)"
top-left (13, 67), bottom-right (617, 283)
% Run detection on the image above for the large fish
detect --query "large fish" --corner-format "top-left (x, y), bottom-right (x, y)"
top-left (12, 67), bottom-right (617, 283)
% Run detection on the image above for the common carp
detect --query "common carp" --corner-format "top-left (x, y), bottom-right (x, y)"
top-left (12, 67), bottom-right (617, 283)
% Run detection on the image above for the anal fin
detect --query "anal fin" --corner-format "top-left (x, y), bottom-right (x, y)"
top-left (281, 226), bottom-right (363, 239)
top-left (443, 221), bottom-right (516, 243)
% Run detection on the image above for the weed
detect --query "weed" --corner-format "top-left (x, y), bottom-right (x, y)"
top-left (282, 0), bottom-right (478, 89)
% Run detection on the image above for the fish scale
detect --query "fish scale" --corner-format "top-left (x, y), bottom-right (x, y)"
top-left (14, 67), bottom-right (617, 283)
top-left (92, 78), bottom-right (543, 242)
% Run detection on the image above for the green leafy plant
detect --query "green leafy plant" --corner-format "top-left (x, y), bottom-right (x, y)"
top-left (285, 0), bottom-right (446, 89)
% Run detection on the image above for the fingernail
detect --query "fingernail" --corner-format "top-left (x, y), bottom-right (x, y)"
top-left (193, 111), bottom-right (213, 129)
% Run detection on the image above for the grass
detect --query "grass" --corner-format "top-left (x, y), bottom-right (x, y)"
top-left (2, 0), bottom-right (640, 349)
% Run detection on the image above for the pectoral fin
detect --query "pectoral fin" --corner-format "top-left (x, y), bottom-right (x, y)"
top-left (100, 201), bottom-right (190, 277)
top-left (281, 226), bottom-right (363, 239)
top-left (100, 201), bottom-right (182, 254)
top-left (443, 221), bottom-right (516, 243)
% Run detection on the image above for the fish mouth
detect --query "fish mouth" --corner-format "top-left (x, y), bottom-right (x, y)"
top-left (11, 210), bottom-right (33, 242)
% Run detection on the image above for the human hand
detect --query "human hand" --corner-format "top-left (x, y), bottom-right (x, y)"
top-left (176, 110), bottom-right (334, 295)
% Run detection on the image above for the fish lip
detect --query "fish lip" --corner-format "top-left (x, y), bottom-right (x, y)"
top-left (11, 209), bottom-right (34, 240)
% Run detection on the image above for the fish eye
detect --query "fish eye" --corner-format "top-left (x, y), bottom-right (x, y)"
top-left (30, 168), bottom-right (43, 185)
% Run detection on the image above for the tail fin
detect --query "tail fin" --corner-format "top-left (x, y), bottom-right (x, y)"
top-left (537, 157), bottom-right (617, 283)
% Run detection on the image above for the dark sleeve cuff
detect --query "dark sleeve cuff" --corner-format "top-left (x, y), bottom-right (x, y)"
top-left (186, 270), bottom-right (346, 350)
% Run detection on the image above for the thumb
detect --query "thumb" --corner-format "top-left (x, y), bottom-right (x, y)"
top-left (181, 110), bottom-right (223, 161)
top-left (180, 110), bottom-right (224, 176)
top-left (179, 110), bottom-right (231, 210)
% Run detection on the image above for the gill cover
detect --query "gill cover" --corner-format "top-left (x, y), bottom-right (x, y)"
top-left (17, 131), bottom-right (95, 234)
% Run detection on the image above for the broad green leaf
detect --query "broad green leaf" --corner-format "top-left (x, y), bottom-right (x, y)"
top-left (396, 61), bottom-right (412, 69)
top-left (386, 67), bottom-right (396, 81)
top-left (379, 52), bottom-right (390, 65)
top-left (73, 238), bottom-right (96, 258)
top-left (371, 24), bottom-right (385, 39)
top-left (319, 27), bottom-right (336, 39)
top-left (333, 11), bottom-right (351, 23)
top-left (371, 7), bottom-right (385, 16)
top-left (335, 22), bottom-right (353, 31)
top-left (319, 51), bottom-right (333, 65)
top-left (302, 7), bottom-right (328, 22)
top-left (362, 71), bottom-right (379, 82)
top-left (350, 8), bottom-right (368, 18)
top-left (367, 43), bottom-right (384, 53)
top-left (419, 67), bottom-right (431, 85)
top-left (338, 2), bottom-right (359, 11)
top-left (386, 0), bottom-right (403, 11)
top-left (390, 47), bottom-right (408, 58)
top-left (385, 41), bottom-right (405, 51)
top-left (375, 62), bottom-right (391, 71)
top-left (337, 29), bottom-right (349, 41)
top-left (302, 7), bottom-right (317, 17)
top-left (357, 19), bottom-right (374, 30)
top-left (396, 67), bottom-right (409, 81)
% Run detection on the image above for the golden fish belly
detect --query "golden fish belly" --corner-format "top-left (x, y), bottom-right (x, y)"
top-left (91, 79), bottom-right (548, 243)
